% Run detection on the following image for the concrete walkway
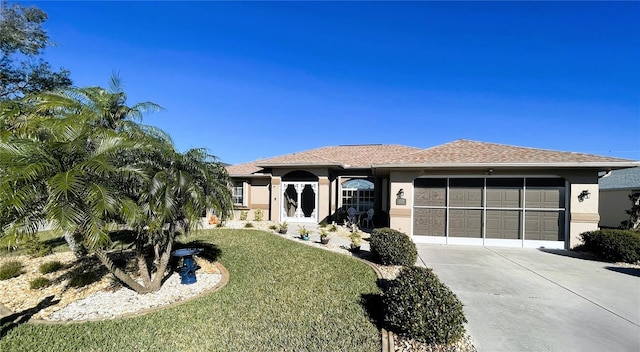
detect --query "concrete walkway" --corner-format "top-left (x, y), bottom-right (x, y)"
top-left (416, 244), bottom-right (640, 352)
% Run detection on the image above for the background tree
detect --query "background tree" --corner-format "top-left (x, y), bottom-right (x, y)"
top-left (0, 0), bottom-right (71, 101)
top-left (623, 192), bottom-right (640, 231)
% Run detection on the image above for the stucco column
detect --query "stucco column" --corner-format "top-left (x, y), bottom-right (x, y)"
top-left (389, 171), bottom-right (417, 235)
top-left (271, 176), bottom-right (281, 223)
top-left (568, 183), bottom-right (600, 248)
top-left (318, 176), bottom-right (330, 223)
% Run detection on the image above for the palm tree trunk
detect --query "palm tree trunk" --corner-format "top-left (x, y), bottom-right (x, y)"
top-left (95, 249), bottom-right (150, 294)
top-left (149, 225), bottom-right (175, 291)
top-left (64, 230), bottom-right (86, 258)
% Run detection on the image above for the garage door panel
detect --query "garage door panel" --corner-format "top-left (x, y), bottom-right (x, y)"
top-left (525, 211), bottom-right (564, 241)
top-left (414, 208), bottom-right (446, 236)
top-left (486, 210), bottom-right (522, 239)
top-left (526, 189), bottom-right (563, 208)
top-left (450, 209), bottom-right (482, 238)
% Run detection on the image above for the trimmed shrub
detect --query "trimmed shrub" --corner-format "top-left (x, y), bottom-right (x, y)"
top-left (370, 228), bottom-right (418, 266)
top-left (579, 229), bottom-right (640, 263)
top-left (0, 260), bottom-right (23, 280)
top-left (244, 222), bottom-right (254, 228)
top-left (253, 209), bottom-right (264, 222)
top-left (30, 276), bottom-right (51, 289)
top-left (39, 260), bottom-right (64, 274)
top-left (239, 211), bottom-right (248, 221)
top-left (383, 266), bottom-right (467, 344)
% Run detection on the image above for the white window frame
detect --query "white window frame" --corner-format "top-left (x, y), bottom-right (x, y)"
top-left (232, 181), bottom-right (247, 207)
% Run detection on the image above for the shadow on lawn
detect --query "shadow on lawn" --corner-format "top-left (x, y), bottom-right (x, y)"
top-left (0, 295), bottom-right (60, 339)
top-left (360, 277), bottom-right (397, 331)
top-left (171, 241), bottom-right (222, 264)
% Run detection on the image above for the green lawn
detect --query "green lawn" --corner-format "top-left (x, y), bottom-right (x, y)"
top-left (0, 229), bottom-right (381, 351)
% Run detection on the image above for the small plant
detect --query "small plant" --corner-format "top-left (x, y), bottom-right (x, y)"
top-left (29, 276), bottom-right (51, 289)
top-left (320, 229), bottom-right (330, 244)
top-left (253, 209), bottom-right (264, 222)
top-left (278, 222), bottom-right (288, 234)
top-left (298, 226), bottom-right (311, 240)
top-left (244, 222), bottom-right (254, 228)
top-left (370, 228), bottom-right (418, 266)
top-left (383, 266), bottom-right (467, 344)
top-left (216, 222), bottom-right (225, 228)
top-left (239, 211), bottom-right (248, 221)
top-left (39, 260), bottom-right (64, 274)
top-left (268, 224), bottom-right (278, 230)
top-left (68, 271), bottom-right (99, 288)
top-left (0, 260), bottom-right (23, 280)
top-left (349, 230), bottom-right (362, 250)
top-left (21, 235), bottom-right (52, 257)
top-left (328, 223), bottom-right (338, 232)
top-left (318, 221), bottom-right (328, 228)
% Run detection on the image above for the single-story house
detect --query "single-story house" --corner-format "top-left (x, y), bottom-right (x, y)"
top-left (598, 167), bottom-right (640, 228)
top-left (226, 140), bottom-right (639, 249)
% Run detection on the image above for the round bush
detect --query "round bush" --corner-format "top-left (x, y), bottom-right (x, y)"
top-left (370, 228), bottom-right (417, 266)
top-left (383, 266), bottom-right (467, 344)
top-left (580, 229), bottom-right (640, 263)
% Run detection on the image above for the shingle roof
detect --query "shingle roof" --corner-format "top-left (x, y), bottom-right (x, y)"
top-left (226, 140), bottom-right (638, 176)
top-left (226, 144), bottom-right (421, 176)
top-left (378, 140), bottom-right (635, 166)
top-left (599, 167), bottom-right (640, 190)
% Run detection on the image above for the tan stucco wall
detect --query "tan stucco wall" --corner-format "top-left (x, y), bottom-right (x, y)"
top-left (564, 173), bottom-right (600, 248)
top-left (232, 178), bottom-right (271, 221)
top-left (270, 176), bottom-right (281, 222)
top-left (388, 170), bottom-right (421, 235)
top-left (599, 190), bottom-right (633, 228)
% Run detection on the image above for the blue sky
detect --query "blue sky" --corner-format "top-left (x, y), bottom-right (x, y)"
top-left (26, 1), bottom-right (640, 164)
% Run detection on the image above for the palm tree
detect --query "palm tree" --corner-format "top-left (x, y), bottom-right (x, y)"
top-left (0, 81), bottom-right (232, 294)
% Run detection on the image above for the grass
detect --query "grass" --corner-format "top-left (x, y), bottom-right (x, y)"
top-left (39, 261), bottom-right (65, 274)
top-left (0, 260), bottom-right (23, 280)
top-left (0, 229), bottom-right (381, 351)
top-left (29, 277), bottom-right (51, 290)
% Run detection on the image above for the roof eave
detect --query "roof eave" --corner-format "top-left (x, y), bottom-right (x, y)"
top-left (372, 162), bottom-right (640, 169)
top-left (228, 173), bottom-right (272, 178)
top-left (255, 163), bottom-right (344, 169)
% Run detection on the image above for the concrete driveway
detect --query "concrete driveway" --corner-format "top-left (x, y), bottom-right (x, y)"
top-left (415, 245), bottom-right (640, 352)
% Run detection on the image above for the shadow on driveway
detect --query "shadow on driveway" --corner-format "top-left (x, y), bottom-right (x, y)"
top-left (605, 266), bottom-right (640, 278)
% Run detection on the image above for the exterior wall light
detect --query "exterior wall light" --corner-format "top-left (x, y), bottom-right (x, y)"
top-left (578, 190), bottom-right (591, 202)
top-left (396, 189), bottom-right (406, 205)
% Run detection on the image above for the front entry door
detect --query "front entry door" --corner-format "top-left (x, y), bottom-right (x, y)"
top-left (281, 182), bottom-right (318, 223)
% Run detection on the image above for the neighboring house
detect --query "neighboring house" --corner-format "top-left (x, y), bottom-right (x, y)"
top-left (598, 167), bottom-right (640, 228)
top-left (226, 140), bottom-right (639, 249)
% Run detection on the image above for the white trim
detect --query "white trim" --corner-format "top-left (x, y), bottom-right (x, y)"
top-left (412, 236), bottom-right (446, 244)
top-left (280, 182), bottom-right (318, 223)
top-left (447, 237), bottom-right (484, 246)
top-left (522, 240), bottom-right (565, 249)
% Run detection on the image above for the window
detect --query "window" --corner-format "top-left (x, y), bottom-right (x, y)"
top-left (341, 179), bottom-right (374, 212)
top-left (232, 181), bottom-right (244, 206)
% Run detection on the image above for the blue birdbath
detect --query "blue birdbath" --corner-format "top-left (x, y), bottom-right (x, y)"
top-left (171, 248), bottom-right (204, 285)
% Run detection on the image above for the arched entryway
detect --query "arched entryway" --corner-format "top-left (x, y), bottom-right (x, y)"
top-left (281, 171), bottom-right (319, 223)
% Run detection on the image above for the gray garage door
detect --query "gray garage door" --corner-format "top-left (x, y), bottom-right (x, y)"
top-left (413, 177), bottom-right (566, 248)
